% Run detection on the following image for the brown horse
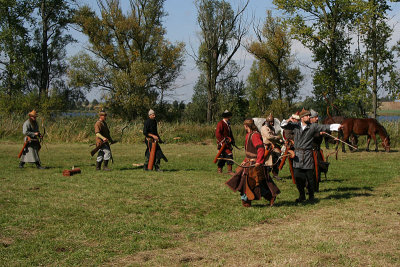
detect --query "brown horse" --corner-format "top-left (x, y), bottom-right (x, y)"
top-left (341, 118), bottom-right (390, 152)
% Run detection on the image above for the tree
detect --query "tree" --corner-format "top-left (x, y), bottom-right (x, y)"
top-left (247, 11), bottom-right (302, 118)
top-left (0, 0), bottom-right (34, 113)
top-left (194, 0), bottom-right (249, 122)
top-left (28, 0), bottom-right (76, 101)
top-left (274, 0), bottom-right (355, 113)
top-left (357, 0), bottom-right (394, 118)
top-left (187, 61), bottom-right (248, 123)
top-left (72, 0), bottom-right (185, 119)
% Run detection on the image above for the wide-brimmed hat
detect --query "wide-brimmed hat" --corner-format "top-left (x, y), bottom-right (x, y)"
top-left (28, 110), bottom-right (38, 117)
top-left (222, 110), bottom-right (232, 118)
top-left (299, 108), bottom-right (311, 118)
top-left (310, 109), bottom-right (318, 118)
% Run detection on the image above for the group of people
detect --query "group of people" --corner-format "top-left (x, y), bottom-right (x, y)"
top-left (18, 107), bottom-right (341, 206)
top-left (220, 109), bottom-right (341, 207)
top-left (18, 109), bottom-right (167, 172)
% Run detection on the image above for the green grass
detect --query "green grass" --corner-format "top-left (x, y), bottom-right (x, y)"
top-left (1, 142), bottom-right (399, 265)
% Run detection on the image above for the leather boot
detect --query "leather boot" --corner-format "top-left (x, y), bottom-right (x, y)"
top-left (241, 199), bottom-right (251, 207)
top-left (96, 161), bottom-right (102, 170)
top-left (217, 167), bottom-right (223, 174)
top-left (35, 162), bottom-right (45, 169)
top-left (227, 165), bottom-right (234, 175)
top-left (103, 160), bottom-right (111, 171)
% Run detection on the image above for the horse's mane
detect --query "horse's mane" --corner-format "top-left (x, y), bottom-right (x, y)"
top-left (375, 119), bottom-right (389, 138)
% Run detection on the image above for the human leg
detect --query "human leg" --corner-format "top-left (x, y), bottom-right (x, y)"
top-left (294, 168), bottom-right (306, 202)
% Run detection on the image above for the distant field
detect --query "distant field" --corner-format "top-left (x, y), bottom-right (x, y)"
top-left (1, 142), bottom-right (399, 266)
top-left (379, 101), bottom-right (400, 111)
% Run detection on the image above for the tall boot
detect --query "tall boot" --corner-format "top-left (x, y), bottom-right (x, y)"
top-left (227, 164), bottom-right (234, 175)
top-left (35, 162), bottom-right (45, 169)
top-left (96, 160), bottom-right (102, 170)
top-left (103, 160), bottom-right (111, 171)
top-left (217, 167), bottom-right (223, 174)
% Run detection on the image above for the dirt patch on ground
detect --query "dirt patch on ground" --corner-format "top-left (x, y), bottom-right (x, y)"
top-left (109, 177), bottom-right (400, 266)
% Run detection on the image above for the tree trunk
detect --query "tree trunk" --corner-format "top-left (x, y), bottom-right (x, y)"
top-left (40, 0), bottom-right (49, 99)
top-left (371, 11), bottom-right (378, 119)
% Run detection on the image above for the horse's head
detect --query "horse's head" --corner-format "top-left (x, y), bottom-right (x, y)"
top-left (382, 136), bottom-right (390, 152)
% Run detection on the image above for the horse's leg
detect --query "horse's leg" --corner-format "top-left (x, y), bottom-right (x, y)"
top-left (371, 133), bottom-right (378, 152)
top-left (366, 135), bottom-right (371, 152)
top-left (341, 131), bottom-right (348, 153)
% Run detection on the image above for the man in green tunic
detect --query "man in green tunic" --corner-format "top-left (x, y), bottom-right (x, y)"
top-left (19, 110), bottom-right (45, 169)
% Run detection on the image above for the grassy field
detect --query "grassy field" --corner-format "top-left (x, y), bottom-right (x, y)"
top-left (1, 142), bottom-right (399, 266)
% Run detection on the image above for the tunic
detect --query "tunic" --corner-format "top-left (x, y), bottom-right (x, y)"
top-left (281, 121), bottom-right (334, 169)
top-left (143, 118), bottom-right (167, 162)
top-left (225, 131), bottom-right (280, 201)
top-left (20, 120), bottom-right (41, 163)
top-left (94, 120), bottom-right (112, 146)
top-left (260, 124), bottom-right (282, 166)
top-left (215, 119), bottom-right (235, 153)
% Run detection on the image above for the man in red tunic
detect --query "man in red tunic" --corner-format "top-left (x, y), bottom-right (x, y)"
top-left (225, 119), bottom-right (280, 207)
top-left (215, 110), bottom-right (235, 175)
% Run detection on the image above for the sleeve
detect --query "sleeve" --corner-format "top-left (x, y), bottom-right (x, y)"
top-left (252, 133), bottom-right (265, 164)
top-left (23, 122), bottom-right (36, 138)
top-left (260, 125), bottom-right (268, 143)
top-left (143, 120), bottom-right (149, 137)
top-left (94, 121), bottom-right (101, 134)
top-left (312, 123), bottom-right (331, 134)
top-left (215, 121), bottom-right (224, 142)
top-left (96, 133), bottom-right (106, 140)
top-left (330, 124), bottom-right (341, 131)
top-left (281, 120), bottom-right (296, 130)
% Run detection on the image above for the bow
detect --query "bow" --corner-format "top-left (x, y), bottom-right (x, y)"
top-left (40, 117), bottom-right (48, 151)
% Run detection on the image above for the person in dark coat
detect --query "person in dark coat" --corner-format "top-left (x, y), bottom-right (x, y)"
top-left (310, 109), bottom-right (328, 192)
top-left (281, 109), bottom-right (341, 202)
top-left (225, 119), bottom-right (280, 207)
top-left (215, 110), bottom-right (235, 175)
top-left (143, 109), bottom-right (167, 171)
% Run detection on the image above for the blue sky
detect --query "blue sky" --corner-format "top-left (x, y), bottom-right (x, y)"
top-left (70, 0), bottom-right (400, 102)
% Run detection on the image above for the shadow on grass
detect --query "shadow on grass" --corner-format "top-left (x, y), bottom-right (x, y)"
top-left (321, 178), bottom-right (346, 183)
top-left (273, 199), bottom-right (320, 207)
top-left (319, 186), bottom-right (373, 193)
top-left (323, 192), bottom-right (373, 200)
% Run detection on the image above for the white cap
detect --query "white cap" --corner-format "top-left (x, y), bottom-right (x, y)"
top-left (148, 109), bottom-right (155, 116)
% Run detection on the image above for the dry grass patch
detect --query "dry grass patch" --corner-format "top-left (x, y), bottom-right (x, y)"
top-left (113, 178), bottom-right (400, 266)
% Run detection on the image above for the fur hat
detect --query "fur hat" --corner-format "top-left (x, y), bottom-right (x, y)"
top-left (310, 109), bottom-right (318, 118)
top-left (148, 109), bottom-right (155, 116)
top-left (299, 108), bottom-right (311, 118)
top-left (28, 110), bottom-right (38, 117)
top-left (222, 110), bottom-right (232, 118)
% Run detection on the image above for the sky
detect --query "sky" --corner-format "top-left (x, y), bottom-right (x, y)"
top-left (69, 0), bottom-right (400, 102)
